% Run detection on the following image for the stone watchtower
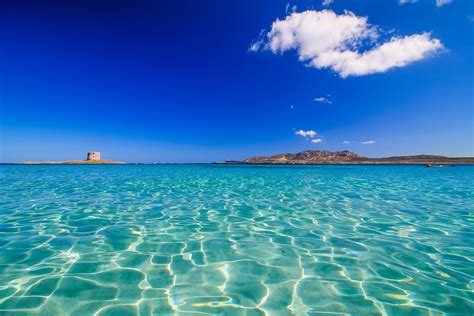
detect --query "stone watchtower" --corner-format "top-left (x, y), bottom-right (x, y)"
top-left (87, 152), bottom-right (101, 161)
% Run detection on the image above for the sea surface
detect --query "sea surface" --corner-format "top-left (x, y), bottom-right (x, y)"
top-left (0, 164), bottom-right (473, 315)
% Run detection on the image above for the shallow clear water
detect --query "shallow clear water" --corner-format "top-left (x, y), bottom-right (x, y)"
top-left (0, 164), bottom-right (473, 315)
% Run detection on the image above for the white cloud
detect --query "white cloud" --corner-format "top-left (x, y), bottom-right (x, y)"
top-left (400, 0), bottom-right (452, 7)
top-left (311, 138), bottom-right (323, 143)
top-left (314, 95), bottom-right (332, 104)
top-left (322, 0), bottom-right (334, 7)
top-left (251, 10), bottom-right (443, 77)
top-left (295, 129), bottom-right (317, 138)
top-left (343, 140), bottom-right (376, 144)
top-left (436, 0), bottom-right (452, 7)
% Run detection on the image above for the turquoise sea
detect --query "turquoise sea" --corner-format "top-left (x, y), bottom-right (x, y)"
top-left (0, 164), bottom-right (473, 315)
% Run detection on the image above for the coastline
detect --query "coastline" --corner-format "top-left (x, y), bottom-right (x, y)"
top-left (220, 159), bottom-right (474, 165)
top-left (6, 160), bottom-right (474, 166)
top-left (14, 160), bottom-right (126, 165)
top-left (223, 150), bottom-right (474, 165)
top-left (5, 151), bottom-right (474, 166)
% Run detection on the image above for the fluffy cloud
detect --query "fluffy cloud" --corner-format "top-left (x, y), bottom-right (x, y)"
top-left (295, 130), bottom-right (317, 138)
top-left (343, 140), bottom-right (351, 144)
top-left (314, 95), bottom-right (332, 104)
top-left (399, 0), bottom-right (418, 4)
top-left (322, 0), bottom-right (334, 6)
top-left (311, 138), bottom-right (323, 143)
top-left (250, 10), bottom-right (443, 77)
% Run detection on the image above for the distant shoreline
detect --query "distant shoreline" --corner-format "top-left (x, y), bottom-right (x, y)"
top-left (224, 150), bottom-right (474, 165)
top-left (4, 150), bottom-right (474, 165)
top-left (3, 162), bottom-right (474, 166)
top-left (12, 160), bottom-right (126, 165)
top-left (217, 161), bottom-right (474, 165)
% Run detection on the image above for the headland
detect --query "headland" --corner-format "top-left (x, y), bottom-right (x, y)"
top-left (222, 150), bottom-right (474, 165)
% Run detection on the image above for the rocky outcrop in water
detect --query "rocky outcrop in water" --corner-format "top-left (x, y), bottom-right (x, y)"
top-left (244, 150), bottom-right (366, 164)
top-left (230, 150), bottom-right (474, 164)
top-left (16, 160), bottom-right (126, 165)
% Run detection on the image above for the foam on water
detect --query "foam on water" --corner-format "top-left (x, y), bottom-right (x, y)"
top-left (0, 164), bottom-right (473, 315)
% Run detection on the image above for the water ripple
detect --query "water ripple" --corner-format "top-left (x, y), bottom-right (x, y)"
top-left (0, 164), bottom-right (473, 315)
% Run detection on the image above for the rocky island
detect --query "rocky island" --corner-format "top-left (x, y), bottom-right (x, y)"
top-left (15, 151), bottom-right (126, 165)
top-left (17, 160), bottom-right (126, 165)
top-left (224, 150), bottom-right (474, 165)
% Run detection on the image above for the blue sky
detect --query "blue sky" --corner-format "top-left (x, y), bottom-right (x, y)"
top-left (1, 0), bottom-right (473, 163)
